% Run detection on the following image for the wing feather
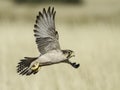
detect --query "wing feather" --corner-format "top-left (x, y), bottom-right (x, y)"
top-left (34, 7), bottom-right (60, 54)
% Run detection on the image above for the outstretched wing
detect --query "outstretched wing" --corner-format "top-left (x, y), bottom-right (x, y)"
top-left (34, 7), bottom-right (61, 54)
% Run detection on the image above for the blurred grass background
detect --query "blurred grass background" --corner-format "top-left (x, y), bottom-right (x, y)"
top-left (0, 0), bottom-right (120, 90)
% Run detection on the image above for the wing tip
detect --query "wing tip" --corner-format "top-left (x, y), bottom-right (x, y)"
top-left (34, 24), bottom-right (39, 28)
top-left (39, 6), bottom-right (56, 18)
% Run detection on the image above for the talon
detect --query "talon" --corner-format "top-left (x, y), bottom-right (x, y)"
top-left (71, 62), bottom-right (80, 68)
top-left (74, 63), bottom-right (80, 68)
top-left (33, 68), bottom-right (39, 74)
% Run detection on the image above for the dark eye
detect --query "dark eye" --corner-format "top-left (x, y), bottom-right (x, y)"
top-left (32, 65), bottom-right (35, 67)
top-left (68, 51), bottom-right (71, 55)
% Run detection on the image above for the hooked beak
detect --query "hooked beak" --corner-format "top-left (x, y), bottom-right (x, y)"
top-left (67, 51), bottom-right (75, 59)
top-left (71, 51), bottom-right (75, 57)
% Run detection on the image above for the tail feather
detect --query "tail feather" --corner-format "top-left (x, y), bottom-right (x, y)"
top-left (17, 57), bottom-right (38, 76)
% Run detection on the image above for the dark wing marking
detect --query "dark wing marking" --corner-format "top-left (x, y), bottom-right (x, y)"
top-left (34, 7), bottom-right (60, 54)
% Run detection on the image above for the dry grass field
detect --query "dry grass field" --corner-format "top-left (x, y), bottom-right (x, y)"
top-left (0, 0), bottom-right (120, 90)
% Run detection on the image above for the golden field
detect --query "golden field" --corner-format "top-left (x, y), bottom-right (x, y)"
top-left (0, 0), bottom-right (120, 90)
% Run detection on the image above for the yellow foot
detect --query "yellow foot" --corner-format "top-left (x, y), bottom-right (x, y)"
top-left (31, 62), bottom-right (40, 70)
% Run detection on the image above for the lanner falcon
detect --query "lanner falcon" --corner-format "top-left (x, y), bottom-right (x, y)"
top-left (17, 7), bottom-right (80, 76)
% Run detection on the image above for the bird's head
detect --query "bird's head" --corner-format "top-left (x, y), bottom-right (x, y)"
top-left (62, 49), bottom-right (75, 59)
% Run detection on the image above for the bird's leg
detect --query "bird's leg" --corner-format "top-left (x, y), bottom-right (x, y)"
top-left (65, 60), bottom-right (80, 68)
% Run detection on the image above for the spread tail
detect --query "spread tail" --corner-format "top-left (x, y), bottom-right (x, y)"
top-left (17, 57), bottom-right (39, 76)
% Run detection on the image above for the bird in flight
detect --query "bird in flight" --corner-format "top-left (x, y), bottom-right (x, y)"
top-left (17, 7), bottom-right (80, 76)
